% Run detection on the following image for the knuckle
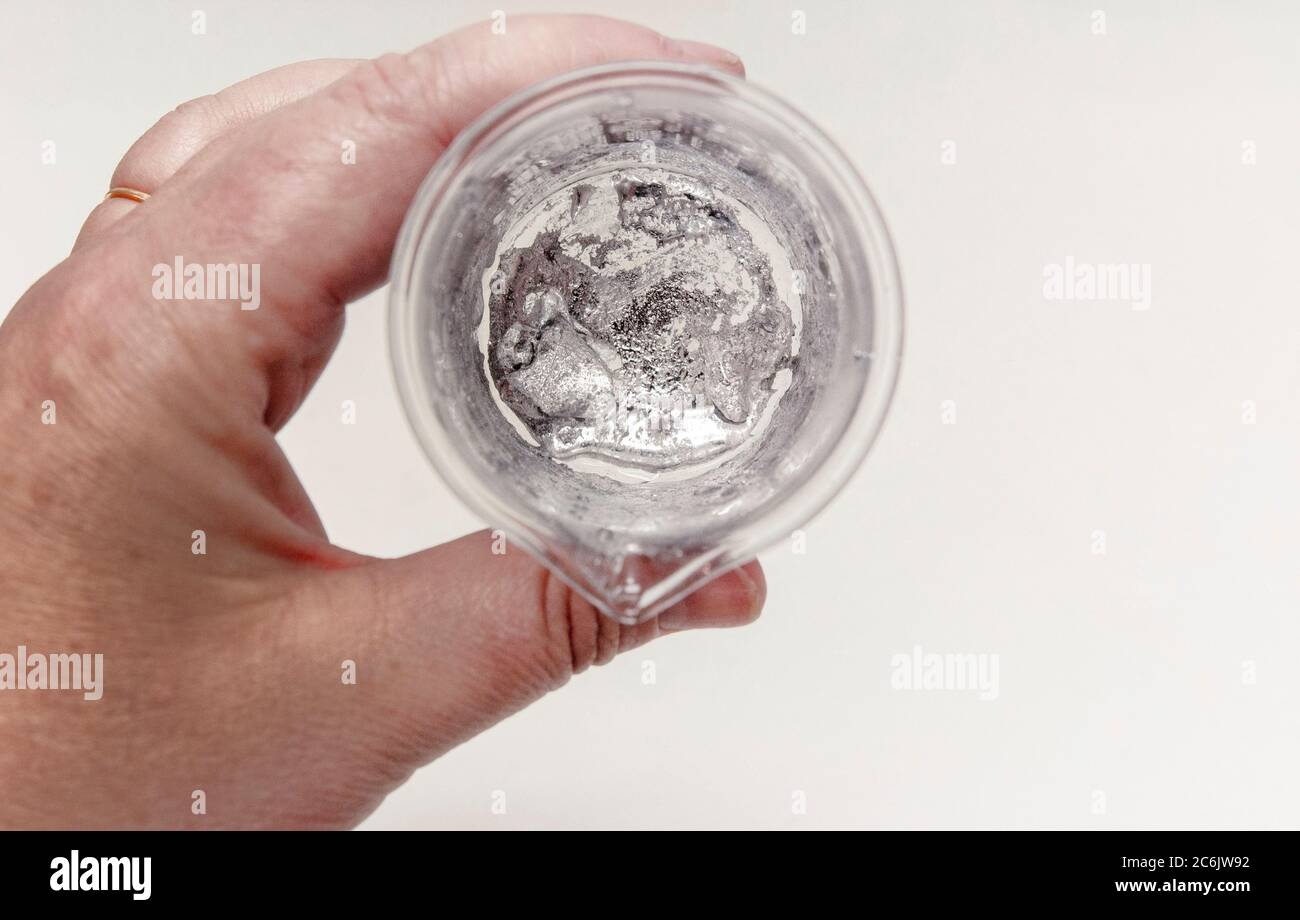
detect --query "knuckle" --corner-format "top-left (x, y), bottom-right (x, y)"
top-left (653, 31), bottom-right (679, 61)
top-left (112, 93), bottom-right (219, 188)
top-left (152, 94), bottom-right (220, 146)
top-left (346, 53), bottom-right (415, 114)
top-left (334, 44), bottom-right (466, 149)
top-left (538, 570), bottom-right (580, 687)
top-left (171, 93), bottom-right (219, 123)
top-left (537, 568), bottom-right (625, 687)
top-left (333, 52), bottom-right (438, 137)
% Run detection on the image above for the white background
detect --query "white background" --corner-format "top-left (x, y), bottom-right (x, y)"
top-left (2, 0), bottom-right (1297, 829)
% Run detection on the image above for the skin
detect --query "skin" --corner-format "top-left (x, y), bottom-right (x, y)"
top-left (0, 15), bottom-right (763, 829)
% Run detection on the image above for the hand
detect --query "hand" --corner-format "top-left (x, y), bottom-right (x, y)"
top-left (0, 14), bottom-right (762, 829)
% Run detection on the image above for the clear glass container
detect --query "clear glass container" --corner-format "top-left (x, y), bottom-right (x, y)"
top-left (389, 61), bottom-right (902, 624)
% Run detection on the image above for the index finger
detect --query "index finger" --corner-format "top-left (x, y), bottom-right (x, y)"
top-left (77, 14), bottom-right (744, 428)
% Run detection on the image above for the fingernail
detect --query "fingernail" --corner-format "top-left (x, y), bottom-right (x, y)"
top-left (664, 37), bottom-right (746, 76)
top-left (656, 603), bottom-right (711, 631)
top-left (657, 566), bottom-right (762, 631)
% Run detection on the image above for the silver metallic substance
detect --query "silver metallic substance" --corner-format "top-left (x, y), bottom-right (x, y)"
top-left (487, 168), bottom-right (795, 471)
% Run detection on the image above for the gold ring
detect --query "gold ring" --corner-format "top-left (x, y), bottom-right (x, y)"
top-left (105, 186), bottom-right (150, 204)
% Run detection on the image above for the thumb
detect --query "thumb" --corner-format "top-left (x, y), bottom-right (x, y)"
top-left (288, 532), bottom-right (764, 762)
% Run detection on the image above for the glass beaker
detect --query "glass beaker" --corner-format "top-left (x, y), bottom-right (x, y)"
top-left (389, 61), bottom-right (902, 624)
